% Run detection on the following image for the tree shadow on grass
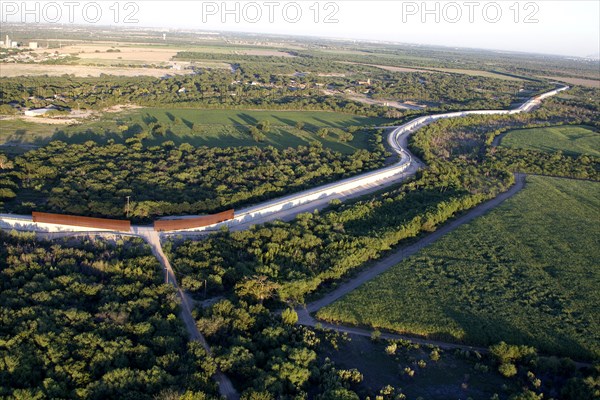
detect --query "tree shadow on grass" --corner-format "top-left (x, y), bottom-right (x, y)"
top-left (165, 112), bottom-right (176, 122)
top-left (181, 118), bottom-right (194, 130)
top-left (272, 115), bottom-right (296, 127)
top-left (142, 113), bottom-right (158, 125)
top-left (234, 113), bottom-right (258, 126)
top-left (441, 306), bottom-right (593, 360)
top-left (40, 129), bottom-right (123, 146)
top-left (313, 116), bottom-right (339, 128)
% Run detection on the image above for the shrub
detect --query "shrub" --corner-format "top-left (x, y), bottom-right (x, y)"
top-left (490, 342), bottom-right (537, 365)
top-left (281, 308), bottom-right (298, 325)
top-left (498, 363), bottom-right (518, 378)
top-left (385, 343), bottom-right (397, 355)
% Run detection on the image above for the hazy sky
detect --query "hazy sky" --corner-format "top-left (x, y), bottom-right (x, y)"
top-left (3, 1), bottom-right (599, 57)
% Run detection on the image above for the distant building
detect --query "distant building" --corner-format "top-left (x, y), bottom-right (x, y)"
top-left (11, 41), bottom-right (18, 48)
top-left (29, 42), bottom-right (38, 49)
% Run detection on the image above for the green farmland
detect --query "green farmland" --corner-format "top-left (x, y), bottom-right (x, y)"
top-left (318, 176), bottom-right (600, 360)
top-left (0, 109), bottom-right (390, 154)
top-left (500, 125), bottom-right (600, 157)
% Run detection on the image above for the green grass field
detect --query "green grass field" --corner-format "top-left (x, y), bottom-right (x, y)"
top-left (500, 125), bottom-right (600, 157)
top-left (0, 119), bottom-right (58, 144)
top-left (0, 109), bottom-right (390, 154)
top-left (318, 176), bottom-right (600, 360)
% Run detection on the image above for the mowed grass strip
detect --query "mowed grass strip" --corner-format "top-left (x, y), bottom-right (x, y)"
top-left (317, 176), bottom-right (600, 360)
top-left (500, 125), bottom-right (600, 157)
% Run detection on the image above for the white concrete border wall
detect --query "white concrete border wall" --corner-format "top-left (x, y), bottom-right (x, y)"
top-left (0, 86), bottom-right (568, 234)
top-left (232, 154), bottom-right (410, 222)
top-left (130, 85), bottom-right (570, 233)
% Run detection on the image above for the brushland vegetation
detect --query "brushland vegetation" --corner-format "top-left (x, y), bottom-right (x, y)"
top-left (317, 175), bottom-right (600, 361)
top-left (322, 334), bottom-right (600, 400)
top-left (499, 124), bottom-right (600, 157)
top-left (0, 132), bottom-right (385, 221)
top-left (0, 231), bottom-right (219, 399)
top-left (313, 97), bottom-right (600, 362)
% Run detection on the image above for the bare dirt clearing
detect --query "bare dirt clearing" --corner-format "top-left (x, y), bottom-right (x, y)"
top-left (0, 63), bottom-right (195, 77)
top-left (1, 115), bottom-right (79, 125)
top-left (0, 105), bottom-right (142, 127)
top-left (103, 104), bottom-right (143, 113)
top-left (57, 44), bottom-right (178, 63)
top-left (346, 94), bottom-right (426, 110)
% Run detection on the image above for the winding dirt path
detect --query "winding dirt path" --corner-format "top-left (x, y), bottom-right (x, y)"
top-left (136, 228), bottom-right (240, 400)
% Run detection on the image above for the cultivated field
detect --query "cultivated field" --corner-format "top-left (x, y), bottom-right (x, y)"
top-left (57, 44), bottom-right (179, 62)
top-left (86, 108), bottom-right (388, 153)
top-left (318, 176), bottom-right (600, 360)
top-left (341, 62), bottom-right (432, 74)
top-left (0, 63), bottom-right (197, 77)
top-left (500, 125), bottom-right (600, 157)
top-left (354, 62), bottom-right (526, 81)
top-left (542, 76), bottom-right (600, 89)
top-left (428, 67), bottom-right (525, 81)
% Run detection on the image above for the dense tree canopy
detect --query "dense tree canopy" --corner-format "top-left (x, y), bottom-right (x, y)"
top-left (0, 231), bottom-right (218, 399)
top-left (1, 136), bottom-right (385, 222)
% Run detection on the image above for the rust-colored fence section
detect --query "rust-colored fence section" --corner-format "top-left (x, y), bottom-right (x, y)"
top-left (32, 212), bottom-right (131, 232)
top-left (153, 209), bottom-right (235, 232)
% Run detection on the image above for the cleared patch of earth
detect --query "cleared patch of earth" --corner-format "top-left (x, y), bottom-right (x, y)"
top-left (0, 104), bottom-right (143, 125)
top-left (0, 63), bottom-right (198, 77)
top-left (57, 44), bottom-right (179, 63)
top-left (346, 94), bottom-right (426, 110)
top-left (321, 89), bottom-right (426, 110)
